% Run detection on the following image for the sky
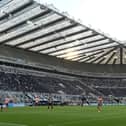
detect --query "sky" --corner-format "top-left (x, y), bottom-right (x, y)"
top-left (36, 0), bottom-right (126, 42)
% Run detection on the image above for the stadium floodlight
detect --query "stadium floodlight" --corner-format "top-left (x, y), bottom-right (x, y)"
top-left (104, 56), bottom-right (107, 58)
top-left (113, 50), bottom-right (117, 53)
top-left (40, 5), bottom-right (46, 9)
top-left (0, 9), bottom-right (7, 14)
top-left (26, 20), bottom-right (36, 26)
top-left (0, 9), bottom-right (12, 19)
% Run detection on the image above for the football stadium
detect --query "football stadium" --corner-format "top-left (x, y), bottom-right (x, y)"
top-left (0, 0), bottom-right (126, 126)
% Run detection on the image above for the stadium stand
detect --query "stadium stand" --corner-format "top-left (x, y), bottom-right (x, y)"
top-left (0, 64), bottom-right (93, 95)
top-left (0, 0), bottom-right (126, 106)
top-left (0, 62), bottom-right (126, 99)
top-left (82, 77), bottom-right (126, 97)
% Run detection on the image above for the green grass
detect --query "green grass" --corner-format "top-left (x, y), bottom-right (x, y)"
top-left (0, 105), bottom-right (126, 126)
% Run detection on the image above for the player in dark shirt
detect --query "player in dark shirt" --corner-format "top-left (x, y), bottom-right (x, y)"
top-left (0, 96), bottom-right (3, 112)
top-left (80, 95), bottom-right (89, 106)
top-left (48, 94), bottom-right (53, 110)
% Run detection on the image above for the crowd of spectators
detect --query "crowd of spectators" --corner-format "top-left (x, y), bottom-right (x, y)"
top-left (82, 77), bottom-right (126, 96)
top-left (0, 64), bottom-right (126, 97)
top-left (0, 66), bottom-right (90, 95)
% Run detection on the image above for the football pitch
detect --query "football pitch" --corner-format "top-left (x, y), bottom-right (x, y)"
top-left (0, 106), bottom-right (126, 126)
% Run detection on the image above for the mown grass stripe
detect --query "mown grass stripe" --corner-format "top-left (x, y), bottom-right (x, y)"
top-left (0, 122), bottom-right (27, 126)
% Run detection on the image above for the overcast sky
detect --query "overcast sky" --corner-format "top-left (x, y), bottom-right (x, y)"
top-left (36, 0), bottom-right (126, 42)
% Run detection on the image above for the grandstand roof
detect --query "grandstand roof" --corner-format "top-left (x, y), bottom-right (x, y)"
top-left (0, 0), bottom-right (126, 64)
